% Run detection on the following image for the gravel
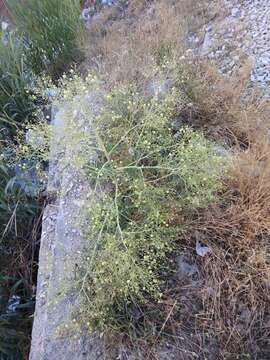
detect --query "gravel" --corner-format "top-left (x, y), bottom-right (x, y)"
top-left (189, 0), bottom-right (270, 97)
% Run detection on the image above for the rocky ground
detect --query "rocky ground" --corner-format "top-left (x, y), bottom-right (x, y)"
top-left (81, 0), bottom-right (270, 97)
top-left (189, 0), bottom-right (270, 97)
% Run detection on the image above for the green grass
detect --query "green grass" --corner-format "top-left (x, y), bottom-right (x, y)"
top-left (0, 32), bottom-right (36, 137)
top-left (0, 1), bottom-right (84, 354)
top-left (0, 143), bottom-right (40, 237)
top-left (6, 0), bottom-right (84, 78)
top-left (0, 1), bottom-right (84, 358)
top-left (0, 7), bottom-right (48, 357)
top-left (0, 144), bottom-right (40, 360)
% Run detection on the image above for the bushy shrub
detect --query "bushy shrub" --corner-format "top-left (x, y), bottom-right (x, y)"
top-left (17, 73), bottom-right (226, 334)
top-left (15, 69), bottom-right (227, 340)
top-left (61, 81), bottom-right (227, 332)
top-left (6, 0), bottom-right (84, 78)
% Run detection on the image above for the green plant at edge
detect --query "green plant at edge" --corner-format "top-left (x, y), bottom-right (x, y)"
top-left (6, 0), bottom-right (84, 78)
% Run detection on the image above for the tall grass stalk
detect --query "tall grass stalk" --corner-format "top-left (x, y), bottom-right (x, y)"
top-left (0, 32), bottom-right (35, 136)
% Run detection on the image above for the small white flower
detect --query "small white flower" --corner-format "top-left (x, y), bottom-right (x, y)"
top-left (1, 21), bottom-right (9, 31)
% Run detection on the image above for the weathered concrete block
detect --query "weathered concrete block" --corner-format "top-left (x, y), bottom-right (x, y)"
top-left (30, 93), bottom-right (105, 360)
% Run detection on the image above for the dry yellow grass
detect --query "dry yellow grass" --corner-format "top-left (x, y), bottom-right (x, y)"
top-left (190, 140), bottom-right (270, 355)
top-left (83, 0), bottom-right (212, 86)
top-left (173, 65), bottom-right (270, 356)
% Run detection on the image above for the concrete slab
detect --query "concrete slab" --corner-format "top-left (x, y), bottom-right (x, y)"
top-left (30, 92), bottom-right (105, 360)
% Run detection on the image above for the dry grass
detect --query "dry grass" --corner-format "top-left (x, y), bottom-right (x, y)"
top-left (175, 71), bottom-right (270, 357)
top-left (190, 140), bottom-right (270, 357)
top-left (83, 0), bottom-right (212, 86)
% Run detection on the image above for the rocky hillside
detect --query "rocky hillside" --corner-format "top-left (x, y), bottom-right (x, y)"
top-left (191, 0), bottom-right (270, 96)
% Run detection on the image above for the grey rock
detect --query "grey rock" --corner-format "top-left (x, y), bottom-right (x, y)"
top-left (147, 77), bottom-right (174, 97)
top-left (213, 144), bottom-right (230, 157)
top-left (196, 240), bottom-right (211, 257)
top-left (229, 60), bottom-right (235, 68)
top-left (260, 56), bottom-right (270, 66)
top-left (81, 8), bottom-right (91, 21)
top-left (197, 0), bottom-right (270, 96)
top-left (231, 7), bottom-right (241, 17)
top-left (101, 0), bottom-right (114, 5)
top-left (201, 32), bottom-right (212, 55)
